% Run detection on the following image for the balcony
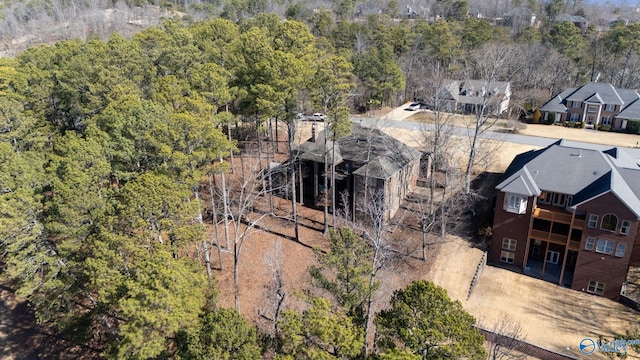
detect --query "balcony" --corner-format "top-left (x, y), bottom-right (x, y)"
top-left (533, 207), bottom-right (571, 223)
top-left (532, 207), bottom-right (584, 230)
top-left (530, 229), bottom-right (569, 244)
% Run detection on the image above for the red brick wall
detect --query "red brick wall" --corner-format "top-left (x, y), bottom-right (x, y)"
top-left (572, 192), bottom-right (639, 299)
top-left (490, 192), bottom-right (534, 268)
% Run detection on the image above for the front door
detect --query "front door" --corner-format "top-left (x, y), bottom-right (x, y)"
top-left (546, 250), bottom-right (560, 264)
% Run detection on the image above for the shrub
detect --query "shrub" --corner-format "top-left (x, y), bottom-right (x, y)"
top-left (545, 112), bottom-right (556, 125)
top-left (574, 121), bottom-right (585, 128)
top-left (597, 125), bottom-right (612, 132)
top-left (624, 120), bottom-right (640, 134)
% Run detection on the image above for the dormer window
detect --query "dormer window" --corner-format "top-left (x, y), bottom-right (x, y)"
top-left (504, 193), bottom-right (527, 214)
top-left (601, 213), bottom-right (618, 232)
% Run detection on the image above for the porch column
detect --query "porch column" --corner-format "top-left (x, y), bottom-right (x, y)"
top-left (299, 161), bottom-right (304, 206)
top-left (559, 210), bottom-right (577, 286)
top-left (523, 198), bottom-right (538, 271)
top-left (541, 241), bottom-right (549, 278)
top-left (313, 161), bottom-right (318, 205)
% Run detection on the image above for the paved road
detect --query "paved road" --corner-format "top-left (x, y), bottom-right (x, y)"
top-left (352, 116), bottom-right (640, 160)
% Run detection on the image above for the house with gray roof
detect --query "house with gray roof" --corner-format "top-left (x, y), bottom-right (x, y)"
top-left (297, 123), bottom-right (422, 221)
top-left (539, 82), bottom-right (640, 131)
top-left (490, 139), bottom-right (640, 299)
top-left (433, 79), bottom-right (511, 115)
top-left (554, 14), bottom-right (588, 32)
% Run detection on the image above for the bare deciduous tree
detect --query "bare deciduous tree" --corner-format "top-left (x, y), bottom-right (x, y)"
top-left (481, 313), bottom-right (528, 360)
top-left (464, 43), bottom-right (521, 193)
top-left (259, 239), bottom-right (287, 336)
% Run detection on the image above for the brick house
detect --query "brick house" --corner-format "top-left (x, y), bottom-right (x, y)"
top-left (297, 123), bottom-right (421, 221)
top-left (539, 82), bottom-right (640, 130)
top-left (489, 140), bottom-right (640, 299)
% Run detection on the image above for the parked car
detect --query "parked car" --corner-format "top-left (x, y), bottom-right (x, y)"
top-left (311, 113), bottom-right (325, 121)
top-left (405, 102), bottom-right (421, 111)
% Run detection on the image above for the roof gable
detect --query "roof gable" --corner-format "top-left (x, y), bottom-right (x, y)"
top-left (498, 140), bottom-right (640, 218)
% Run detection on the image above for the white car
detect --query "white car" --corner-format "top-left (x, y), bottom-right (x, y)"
top-left (405, 102), bottom-right (421, 111)
top-left (311, 113), bottom-right (325, 121)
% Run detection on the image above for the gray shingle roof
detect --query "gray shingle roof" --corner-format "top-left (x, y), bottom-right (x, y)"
top-left (540, 83), bottom-right (640, 118)
top-left (496, 140), bottom-right (640, 218)
top-left (539, 88), bottom-right (576, 113)
top-left (298, 123), bottom-right (421, 180)
top-left (565, 82), bottom-right (624, 105)
top-left (616, 98), bottom-right (640, 120)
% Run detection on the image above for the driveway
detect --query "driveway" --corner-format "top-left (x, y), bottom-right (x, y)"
top-left (429, 237), bottom-right (640, 360)
top-left (353, 105), bottom-right (640, 160)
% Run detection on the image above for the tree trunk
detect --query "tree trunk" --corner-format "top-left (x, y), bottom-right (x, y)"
top-left (194, 187), bottom-right (212, 278)
top-left (323, 134), bottom-right (329, 235)
top-left (331, 142), bottom-right (336, 228)
top-left (464, 122), bottom-right (480, 194)
top-left (288, 122), bottom-right (300, 242)
top-left (220, 158), bottom-right (231, 250)
top-left (234, 239), bottom-right (240, 312)
top-left (208, 173), bottom-right (223, 269)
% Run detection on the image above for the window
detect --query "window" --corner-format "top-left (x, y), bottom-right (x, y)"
top-left (588, 214), bottom-right (598, 228)
top-left (502, 238), bottom-right (517, 251)
top-left (572, 101), bottom-right (581, 108)
top-left (596, 239), bottom-right (615, 255)
top-left (601, 213), bottom-right (618, 231)
top-left (551, 193), bottom-right (572, 207)
top-left (602, 116), bottom-right (612, 125)
top-left (585, 237), bottom-right (595, 251)
top-left (621, 220), bottom-right (631, 235)
top-left (587, 280), bottom-right (605, 295)
top-left (538, 191), bottom-right (550, 204)
top-left (500, 250), bottom-right (515, 264)
top-left (616, 243), bottom-right (626, 257)
top-left (504, 193), bottom-right (527, 214)
top-left (570, 113), bottom-right (581, 122)
top-left (605, 104), bottom-right (616, 112)
top-left (588, 104), bottom-right (598, 113)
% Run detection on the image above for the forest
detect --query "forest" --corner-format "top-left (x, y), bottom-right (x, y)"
top-left (1, 0), bottom-right (640, 359)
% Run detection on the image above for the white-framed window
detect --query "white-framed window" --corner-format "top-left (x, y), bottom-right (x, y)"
top-left (570, 113), bottom-right (580, 122)
top-left (601, 213), bottom-right (618, 231)
top-left (502, 238), bottom-right (517, 251)
top-left (504, 193), bottom-right (527, 214)
top-left (587, 280), bottom-right (605, 295)
top-left (588, 214), bottom-right (598, 228)
top-left (621, 220), bottom-right (631, 235)
top-left (585, 237), bottom-right (595, 251)
top-left (551, 193), bottom-right (572, 207)
top-left (601, 116), bottom-right (613, 125)
top-left (572, 101), bottom-right (581, 108)
top-left (616, 243), bottom-right (627, 257)
top-left (588, 104), bottom-right (598, 113)
top-left (596, 239), bottom-right (615, 255)
top-left (605, 104), bottom-right (616, 112)
top-left (500, 250), bottom-right (515, 264)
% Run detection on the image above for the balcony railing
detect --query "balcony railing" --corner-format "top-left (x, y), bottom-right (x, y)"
top-left (533, 207), bottom-right (572, 223)
top-left (533, 207), bottom-right (584, 229)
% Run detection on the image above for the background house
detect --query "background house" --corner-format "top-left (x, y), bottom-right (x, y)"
top-left (489, 140), bottom-right (640, 300)
top-left (435, 79), bottom-right (511, 115)
top-left (539, 82), bottom-right (640, 131)
top-left (554, 14), bottom-right (588, 33)
top-left (297, 123), bottom-right (422, 221)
